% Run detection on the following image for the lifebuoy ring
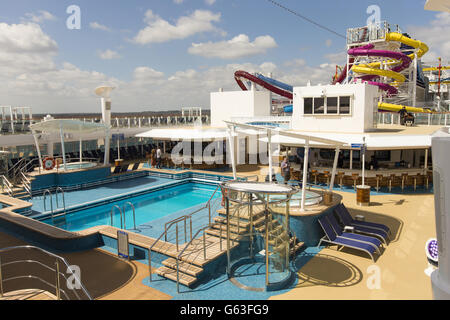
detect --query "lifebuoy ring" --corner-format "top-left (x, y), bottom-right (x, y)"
top-left (43, 157), bottom-right (56, 171)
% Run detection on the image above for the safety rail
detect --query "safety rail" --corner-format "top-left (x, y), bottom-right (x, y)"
top-left (175, 225), bottom-right (211, 293)
top-left (149, 184), bottom-right (222, 282)
top-left (110, 205), bottom-right (125, 229)
top-left (0, 175), bottom-right (14, 197)
top-left (0, 245), bottom-right (92, 300)
top-left (6, 158), bottom-right (26, 180)
top-left (43, 189), bottom-right (53, 213)
top-left (123, 202), bottom-right (137, 231)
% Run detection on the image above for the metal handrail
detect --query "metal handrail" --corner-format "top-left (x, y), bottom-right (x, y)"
top-left (6, 158), bottom-right (25, 179)
top-left (149, 184), bottom-right (221, 282)
top-left (0, 175), bottom-right (14, 197)
top-left (55, 187), bottom-right (66, 210)
top-left (0, 245), bottom-right (92, 300)
top-left (110, 205), bottom-right (125, 229)
top-left (176, 225), bottom-right (211, 293)
top-left (123, 202), bottom-right (137, 231)
top-left (43, 189), bottom-right (53, 214)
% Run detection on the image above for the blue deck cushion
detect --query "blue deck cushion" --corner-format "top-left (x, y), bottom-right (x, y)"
top-left (327, 213), bottom-right (382, 249)
top-left (337, 203), bottom-right (390, 234)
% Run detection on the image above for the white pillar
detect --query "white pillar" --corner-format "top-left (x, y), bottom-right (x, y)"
top-left (9, 106), bottom-right (14, 134)
top-left (79, 138), bottom-right (83, 163)
top-left (228, 126), bottom-right (237, 180)
top-left (300, 140), bottom-right (310, 212)
top-left (350, 150), bottom-right (353, 170)
top-left (268, 130), bottom-right (273, 183)
top-left (32, 130), bottom-right (43, 169)
top-left (362, 138), bottom-right (366, 186)
top-left (424, 148), bottom-right (429, 172)
top-left (329, 146), bottom-right (340, 192)
top-left (104, 127), bottom-right (110, 165)
top-left (59, 124), bottom-right (67, 171)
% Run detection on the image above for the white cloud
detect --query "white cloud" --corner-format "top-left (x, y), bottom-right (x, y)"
top-left (23, 10), bottom-right (56, 23)
top-left (90, 22), bottom-right (111, 32)
top-left (188, 34), bottom-right (277, 59)
top-left (407, 12), bottom-right (450, 62)
top-left (98, 50), bottom-right (121, 60)
top-left (325, 39), bottom-right (332, 47)
top-left (174, 0), bottom-right (184, 3)
top-left (205, 0), bottom-right (216, 5)
top-left (133, 10), bottom-right (223, 44)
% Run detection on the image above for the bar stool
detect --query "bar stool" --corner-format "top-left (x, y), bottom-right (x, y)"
top-left (401, 173), bottom-right (409, 192)
top-left (311, 169), bottom-right (318, 185)
top-left (376, 174), bottom-right (384, 193)
top-left (351, 173), bottom-right (359, 191)
top-left (338, 171), bottom-right (345, 190)
top-left (323, 170), bottom-right (330, 187)
top-left (389, 173), bottom-right (396, 192)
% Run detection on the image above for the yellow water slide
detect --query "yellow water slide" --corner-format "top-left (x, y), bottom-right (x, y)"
top-left (350, 32), bottom-right (432, 113)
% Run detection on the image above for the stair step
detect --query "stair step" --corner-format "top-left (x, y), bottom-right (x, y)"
top-left (214, 216), bottom-right (250, 229)
top-left (211, 223), bottom-right (248, 235)
top-left (155, 266), bottom-right (197, 287)
top-left (268, 231), bottom-right (288, 245)
top-left (205, 228), bottom-right (243, 241)
top-left (162, 258), bottom-right (203, 277)
top-left (290, 241), bottom-right (305, 255)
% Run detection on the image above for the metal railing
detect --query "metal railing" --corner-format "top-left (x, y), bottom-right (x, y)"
top-left (43, 189), bottom-right (53, 213)
top-left (148, 184), bottom-right (221, 282)
top-left (0, 175), bottom-right (14, 197)
top-left (123, 202), bottom-right (137, 231)
top-left (377, 112), bottom-right (450, 126)
top-left (110, 205), bottom-right (125, 229)
top-left (0, 245), bottom-right (92, 300)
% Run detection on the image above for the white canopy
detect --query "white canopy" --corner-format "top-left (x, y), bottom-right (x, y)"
top-left (261, 131), bottom-right (435, 150)
top-left (30, 119), bottom-right (107, 133)
top-left (136, 128), bottom-right (229, 141)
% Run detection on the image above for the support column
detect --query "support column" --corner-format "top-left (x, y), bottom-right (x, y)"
top-left (268, 130), bottom-right (273, 183)
top-left (350, 150), bottom-right (353, 170)
top-left (329, 146), bottom-right (340, 192)
top-left (32, 129), bottom-right (43, 169)
top-left (424, 148), bottom-right (429, 172)
top-left (79, 138), bottom-right (83, 163)
top-left (228, 126), bottom-right (237, 180)
top-left (300, 140), bottom-right (310, 212)
top-left (59, 124), bottom-right (67, 171)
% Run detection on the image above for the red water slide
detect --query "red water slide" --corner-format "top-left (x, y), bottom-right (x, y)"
top-left (234, 70), bottom-right (293, 100)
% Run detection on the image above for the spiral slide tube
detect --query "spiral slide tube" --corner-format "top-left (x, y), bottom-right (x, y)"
top-left (344, 32), bottom-right (431, 113)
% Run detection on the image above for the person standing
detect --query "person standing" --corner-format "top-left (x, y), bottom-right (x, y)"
top-left (156, 146), bottom-right (162, 169)
top-left (281, 157), bottom-right (291, 184)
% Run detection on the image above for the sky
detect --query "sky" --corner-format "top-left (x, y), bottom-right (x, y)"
top-left (0, 0), bottom-right (449, 114)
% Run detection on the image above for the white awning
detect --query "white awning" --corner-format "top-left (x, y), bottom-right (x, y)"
top-left (136, 128), bottom-right (229, 141)
top-left (30, 119), bottom-right (107, 133)
top-left (260, 131), bottom-right (435, 150)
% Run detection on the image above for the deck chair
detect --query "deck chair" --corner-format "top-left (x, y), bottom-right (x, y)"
top-left (131, 162), bottom-right (140, 171)
top-left (112, 166), bottom-right (121, 174)
top-left (120, 164), bottom-right (129, 173)
top-left (334, 207), bottom-right (389, 245)
top-left (335, 203), bottom-right (391, 238)
top-left (318, 216), bottom-right (379, 261)
top-left (326, 213), bottom-right (382, 252)
top-left (318, 216), bottom-right (380, 261)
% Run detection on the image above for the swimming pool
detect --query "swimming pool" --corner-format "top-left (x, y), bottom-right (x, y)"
top-left (41, 182), bottom-right (220, 233)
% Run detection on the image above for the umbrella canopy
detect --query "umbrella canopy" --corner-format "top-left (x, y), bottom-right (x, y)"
top-left (136, 128), bottom-right (229, 141)
top-left (30, 119), bottom-right (107, 134)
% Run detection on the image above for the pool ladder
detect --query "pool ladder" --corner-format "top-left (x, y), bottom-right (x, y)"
top-left (43, 188), bottom-right (67, 226)
top-left (110, 202), bottom-right (137, 231)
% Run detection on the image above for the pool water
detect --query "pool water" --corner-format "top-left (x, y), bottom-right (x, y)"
top-left (41, 182), bottom-right (220, 232)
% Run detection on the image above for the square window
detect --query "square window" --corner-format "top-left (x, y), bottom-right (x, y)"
top-left (304, 98), bottom-right (313, 114)
top-left (327, 97), bottom-right (338, 114)
top-left (314, 97), bottom-right (325, 114)
top-left (340, 96), bottom-right (351, 114)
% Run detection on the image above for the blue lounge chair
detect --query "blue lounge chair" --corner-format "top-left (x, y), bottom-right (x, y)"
top-left (318, 216), bottom-right (379, 261)
top-left (335, 203), bottom-right (391, 238)
top-left (326, 213), bottom-right (382, 253)
top-left (334, 208), bottom-right (389, 245)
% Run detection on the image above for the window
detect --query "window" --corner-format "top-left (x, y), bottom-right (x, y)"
top-left (374, 150), bottom-right (390, 161)
top-left (327, 97), bottom-right (338, 114)
top-left (340, 96), bottom-right (351, 114)
top-left (314, 97), bottom-right (325, 114)
top-left (303, 95), bottom-right (352, 115)
top-left (304, 98), bottom-right (313, 114)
